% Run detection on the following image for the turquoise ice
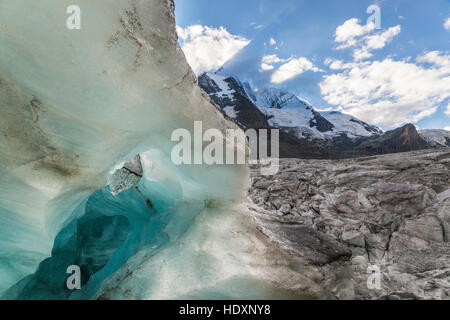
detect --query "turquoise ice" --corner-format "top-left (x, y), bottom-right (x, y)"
top-left (0, 0), bottom-right (305, 300)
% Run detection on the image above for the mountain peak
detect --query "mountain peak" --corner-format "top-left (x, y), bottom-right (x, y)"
top-left (419, 128), bottom-right (450, 148)
top-left (198, 73), bottom-right (384, 142)
top-left (356, 123), bottom-right (428, 155)
top-left (250, 86), bottom-right (312, 110)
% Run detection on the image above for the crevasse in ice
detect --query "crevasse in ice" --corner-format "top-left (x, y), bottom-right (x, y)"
top-left (0, 0), bottom-right (306, 299)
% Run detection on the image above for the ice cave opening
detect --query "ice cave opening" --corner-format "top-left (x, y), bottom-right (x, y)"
top-left (2, 147), bottom-right (306, 300)
top-left (3, 152), bottom-right (208, 299)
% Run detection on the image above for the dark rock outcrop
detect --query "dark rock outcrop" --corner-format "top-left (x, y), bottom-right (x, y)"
top-left (310, 110), bottom-right (335, 133)
top-left (354, 124), bottom-right (429, 155)
top-left (109, 155), bottom-right (143, 195)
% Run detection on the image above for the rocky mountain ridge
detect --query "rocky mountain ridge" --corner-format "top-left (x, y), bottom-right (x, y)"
top-left (198, 72), bottom-right (449, 158)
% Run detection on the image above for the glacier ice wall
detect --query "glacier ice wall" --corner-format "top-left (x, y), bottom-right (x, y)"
top-left (94, 203), bottom-right (318, 300)
top-left (0, 0), bottom-right (250, 298)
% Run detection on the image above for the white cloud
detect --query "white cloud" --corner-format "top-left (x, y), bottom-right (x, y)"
top-left (177, 25), bottom-right (250, 74)
top-left (353, 48), bottom-right (373, 61)
top-left (444, 126), bottom-right (450, 131)
top-left (319, 52), bottom-right (450, 127)
top-left (334, 19), bottom-right (401, 61)
top-left (417, 51), bottom-right (450, 69)
top-left (259, 54), bottom-right (287, 72)
top-left (445, 18), bottom-right (450, 31)
top-left (324, 58), bottom-right (357, 70)
top-left (262, 54), bottom-right (285, 64)
top-left (269, 37), bottom-right (277, 46)
top-left (323, 19), bottom-right (449, 128)
top-left (260, 63), bottom-right (275, 71)
top-left (365, 26), bottom-right (401, 50)
top-left (271, 57), bottom-right (319, 84)
top-left (335, 18), bottom-right (375, 48)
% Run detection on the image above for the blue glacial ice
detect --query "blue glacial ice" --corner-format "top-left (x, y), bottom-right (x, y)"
top-left (0, 0), bottom-right (308, 299)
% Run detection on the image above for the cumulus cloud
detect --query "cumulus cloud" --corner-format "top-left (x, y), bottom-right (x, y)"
top-left (319, 52), bottom-right (450, 127)
top-left (177, 25), bottom-right (250, 74)
top-left (445, 18), bottom-right (450, 31)
top-left (260, 63), bottom-right (275, 71)
top-left (324, 58), bottom-right (357, 70)
top-left (417, 50), bottom-right (450, 69)
top-left (444, 126), bottom-right (450, 131)
top-left (352, 26), bottom-right (401, 60)
top-left (324, 19), bottom-right (447, 127)
top-left (365, 26), bottom-right (401, 50)
top-left (352, 48), bottom-right (373, 61)
top-left (262, 54), bottom-right (285, 64)
top-left (335, 18), bottom-right (375, 48)
top-left (259, 54), bottom-right (287, 72)
top-left (271, 57), bottom-right (320, 84)
top-left (334, 18), bottom-right (401, 61)
top-left (269, 37), bottom-right (277, 45)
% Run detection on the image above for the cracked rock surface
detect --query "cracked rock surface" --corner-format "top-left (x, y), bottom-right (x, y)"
top-left (248, 148), bottom-right (450, 299)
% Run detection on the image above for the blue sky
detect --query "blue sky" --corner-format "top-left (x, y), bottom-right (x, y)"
top-left (175, 0), bottom-right (450, 130)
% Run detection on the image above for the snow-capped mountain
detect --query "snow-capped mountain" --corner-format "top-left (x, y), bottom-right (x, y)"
top-left (321, 111), bottom-right (383, 138)
top-left (199, 72), bottom-right (383, 141)
top-left (198, 72), bottom-right (326, 158)
top-left (256, 108), bottom-right (384, 141)
top-left (247, 86), bottom-right (383, 140)
top-left (419, 129), bottom-right (450, 147)
top-left (198, 73), bottom-right (270, 130)
top-left (197, 72), bottom-right (446, 158)
top-left (250, 87), bottom-right (313, 109)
